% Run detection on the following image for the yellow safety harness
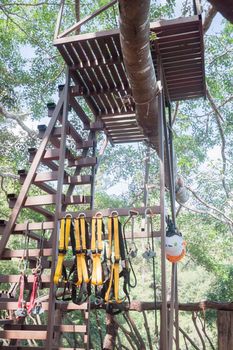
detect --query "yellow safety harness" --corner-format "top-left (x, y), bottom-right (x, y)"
top-left (105, 212), bottom-right (124, 304)
top-left (91, 213), bottom-right (104, 286)
top-left (54, 216), bottom-right (72, 285)
top-left (74, 214), bottom-right (89, 286)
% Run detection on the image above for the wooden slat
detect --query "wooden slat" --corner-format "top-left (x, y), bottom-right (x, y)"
top-left (0, 330), bottom-right (47, 340)
top-left (34, 172), bottom-right (92, 185)
top-left (2, 248), bottom-right (52, 258)
top-left (14, 221), bottom-right (54, 232)
top-left (24, 194), bottom-right (91, 207)
top-left (4, 324), bottom-right (86, 333)
top-left (63, 205), bottom-right (160, 218)
top-left (43, 148), bottom-right (73, 161)
top-left (0, 300), bottom-right (88, 311)
top-left (68, 156), bottom-right (97, 167)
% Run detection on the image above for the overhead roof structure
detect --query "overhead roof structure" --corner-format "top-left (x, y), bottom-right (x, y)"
top-left (54, 15), bottom-right (206, 145)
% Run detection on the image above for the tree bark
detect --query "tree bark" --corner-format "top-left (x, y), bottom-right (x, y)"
top-left (118, 0), bottom-right (159, 150)
top-left (103, 313), bottom-right (119, 350)
top-left (217, 311), bottom-right (233, 350)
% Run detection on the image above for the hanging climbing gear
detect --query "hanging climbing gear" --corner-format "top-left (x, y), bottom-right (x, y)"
top-left (165, 217), bottom-right (186, 263)
top-left (74, 214), bottom-right (90, 286)
top-left (127, 210), bottom-right (138, 258)
top-left (122, 212), bottom-right (138, 289)
top-left (68, 213), bottom-right (91, 305)
top-left (31, 225), bottom-right (45, 315)
top-left (91, 212), bottom-right (104, 286)
top-left (142, 209), bottom-right (156, 260)
top-left (54, 215), bottom-right (72, 285)
top-left (15, 273), bottom-right (27, 319)
top-left (15, 222), bottom-right (30, 319)
top-left (105, 212), bottom-right (129, 304)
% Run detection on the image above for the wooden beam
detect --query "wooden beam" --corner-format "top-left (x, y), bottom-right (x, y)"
top-left (57, 0), bottom-right (117, 38)
top-left (0, 92), bottom-right (65, 257)
top-left (63, 205), bottom-right (160, 218)
top-left (1, 248), bottom-right (52, 258)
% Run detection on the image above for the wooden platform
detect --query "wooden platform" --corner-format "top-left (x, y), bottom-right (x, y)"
top-left (54, 15), bottom-right (205, 144)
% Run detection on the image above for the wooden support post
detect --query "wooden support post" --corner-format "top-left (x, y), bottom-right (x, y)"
top-left (158, 62), bottom-right (168, 350)
top-left (46, 69), bottom-right (70, 349)
top-left (217, 311), bottom-right (233, 350)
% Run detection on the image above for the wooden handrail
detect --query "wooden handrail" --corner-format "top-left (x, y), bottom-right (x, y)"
top-left (57, 0), bottom-right (117, 39)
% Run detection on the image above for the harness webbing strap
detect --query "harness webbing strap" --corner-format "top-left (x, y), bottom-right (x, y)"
top-left (105, 214), bottom-right (124, 304)
top-left (91, 216), bottom-right (103, 286)
top-left (74, 217), bottom-right (89, 286)
top-left (18, 273), bottom-right (26, 309)
top-left (54, 217), bottom-right (71, 285)
top-left (27, 273), bottom-right (39, 314)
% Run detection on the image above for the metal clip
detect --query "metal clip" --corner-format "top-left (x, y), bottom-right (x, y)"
top-left (32, 302), bottom-right (44, 315)
top-left (15, 307), bottom-right (27, 318)
top-left (128, 242), bottom-right (138, 258)
top-left (142, 243), bottom-right (156, 260)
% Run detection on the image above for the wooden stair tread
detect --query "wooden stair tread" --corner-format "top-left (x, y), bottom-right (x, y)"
top-left (68, 156), bottom-right (97, 167)
top-left (34, 172), bottom-right (92, 185)
top-left (23, 194), bottom-right (91, 207)
top-left (76, 140), bottom-right (94, 149)
top-left (1, 248), bottom-right (52, 258)
top-left (0, 329), bottom-right (47, 339)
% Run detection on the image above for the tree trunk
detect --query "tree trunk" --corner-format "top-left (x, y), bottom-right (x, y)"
top-left (103, 313), bottom-right (119, 350)
top-left (217, 311), bottom-right (233, 350)
top-left (118, 0), bottom-right (159, 150)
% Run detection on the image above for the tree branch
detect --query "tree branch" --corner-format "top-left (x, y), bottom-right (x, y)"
top-left (192, 312), bottom-right (206, 350)
top-left (206, 87), bottom-right (229, 197)
top-left (185, 185), bottom-right (233, 225)
top-left (180, 203), bottom-right (231, 227)
top-left (0, 104), bottom-right (37, 139)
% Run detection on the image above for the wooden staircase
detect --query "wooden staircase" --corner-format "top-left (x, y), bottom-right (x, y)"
top-left (0, 78), bottom-right (95, 349)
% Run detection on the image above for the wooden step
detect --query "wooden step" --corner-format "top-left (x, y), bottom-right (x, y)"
top-left (68, 156), bottom-right (97, 167)
top-left (42, 148), bottom-right (74, 161)
top-left (38, 124), bottom-right (84, 145)
top-left (7, 195), bottom-right (55, 218)
top-left (24, 194), bottom-right (91, 207)
top-left (1, 248), bottom-right (52, 259)
top-left (0, 330), bottom-right (47, 340)
top-left (0, 274), bottom-right (51, 288)
top-left (18, 169), bottom-right (57, 195)
top-left (0, 221), bottom-right (49, 242)
top-left (34, 171), bottom-right (92, 185)
top-left (28, 147), bottom-right (63, 166)
top-left (76, 140), bottom-right (94, 150)
top-left (14, 221), bottom-right (54, 232)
